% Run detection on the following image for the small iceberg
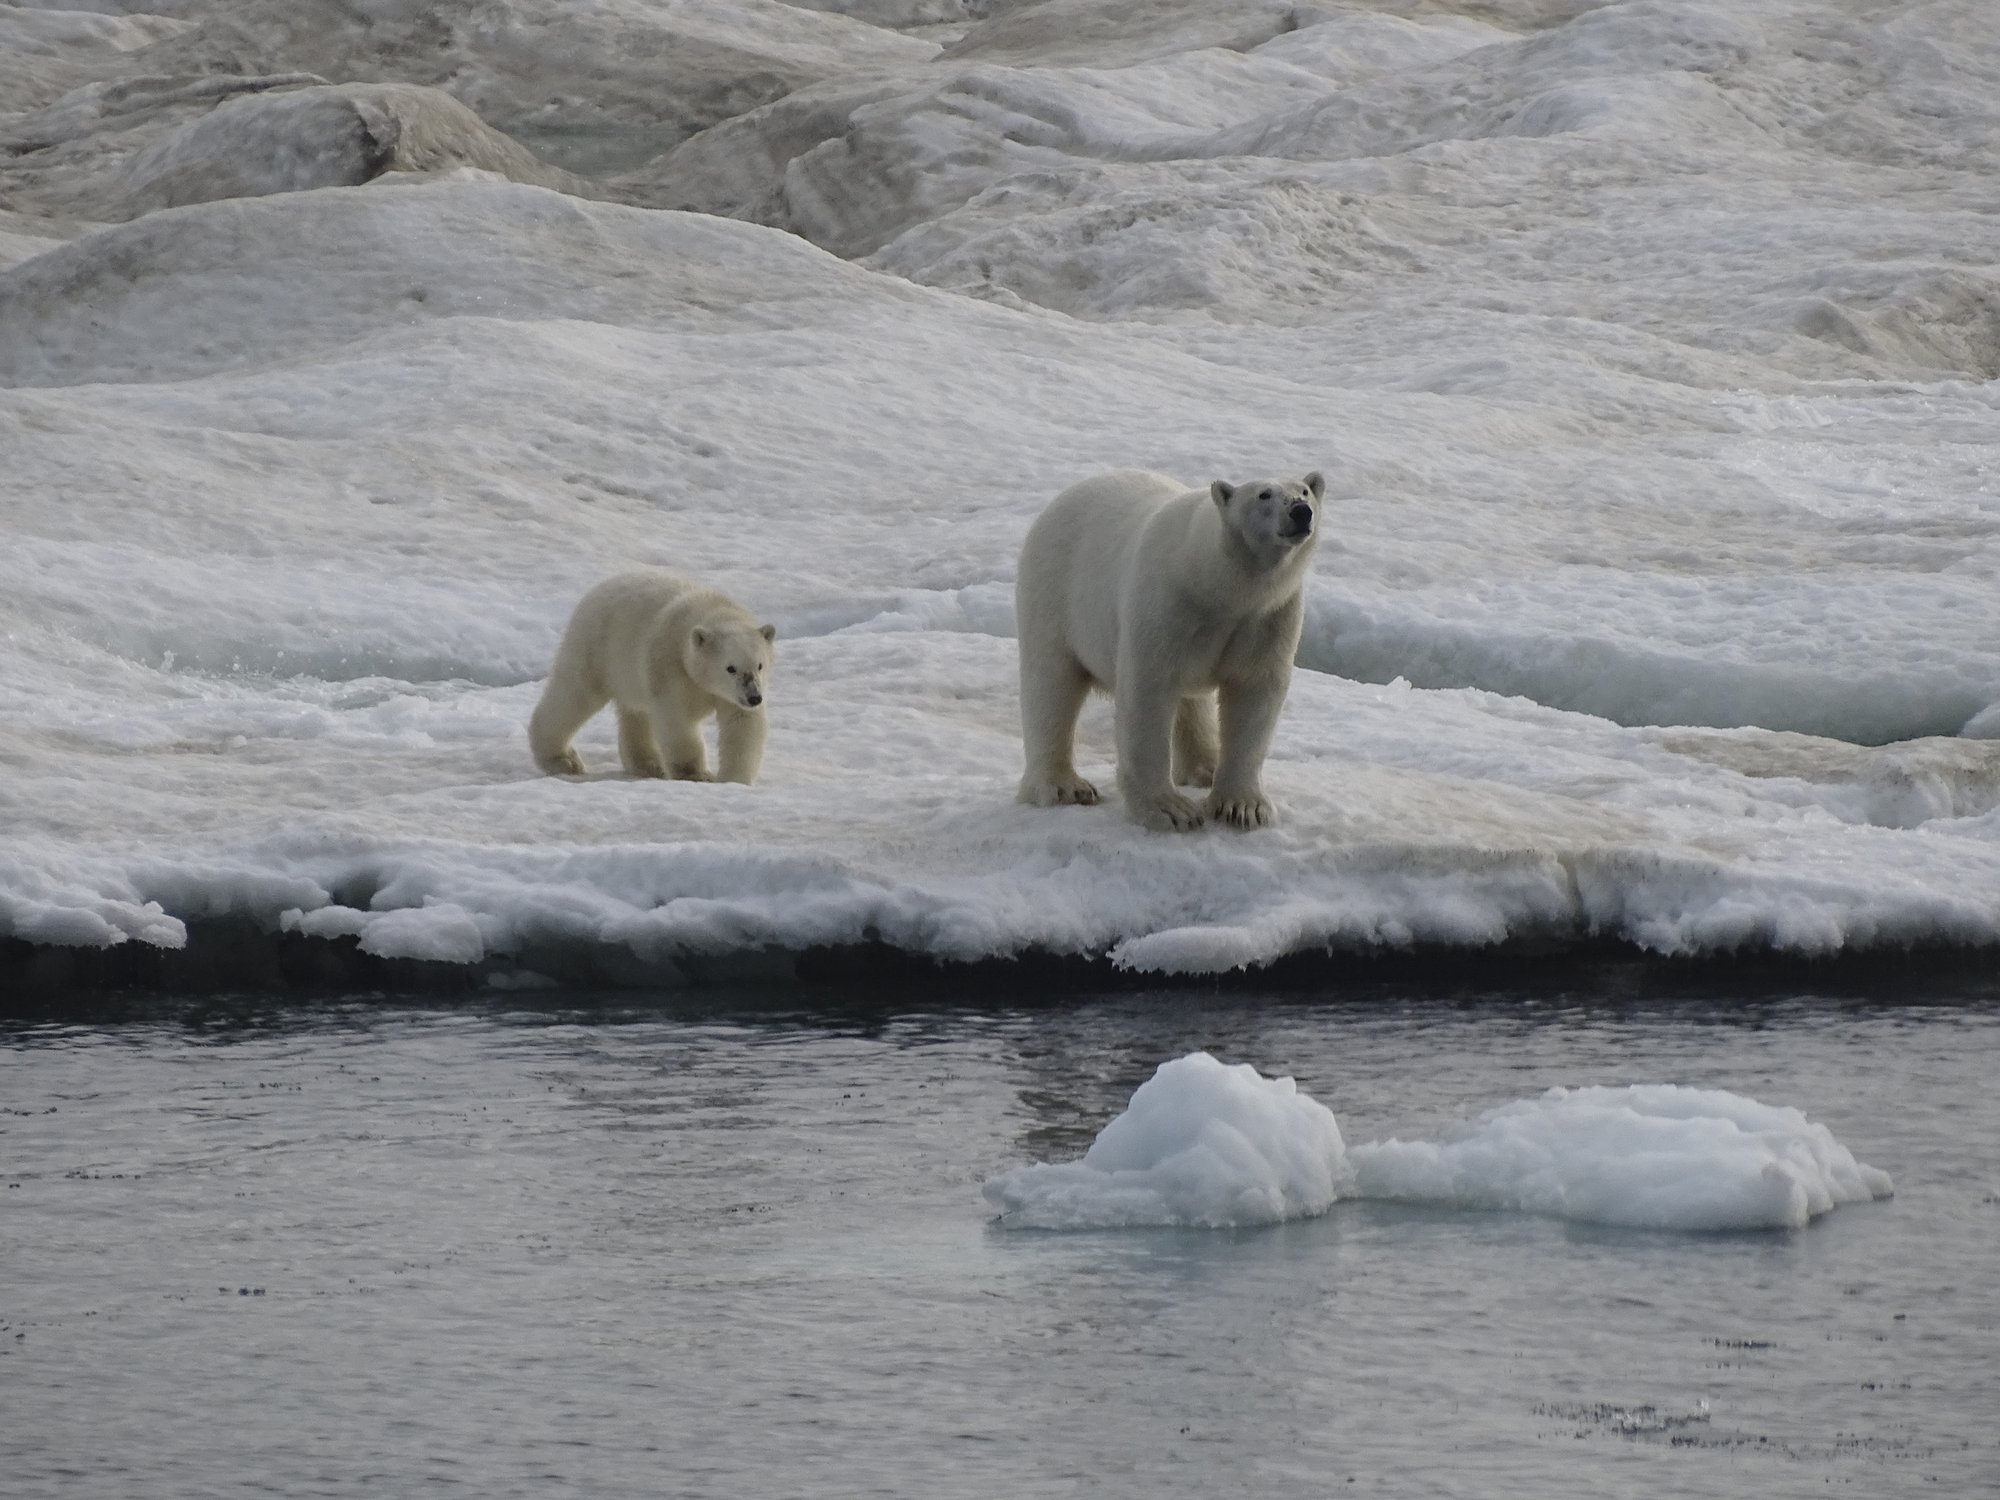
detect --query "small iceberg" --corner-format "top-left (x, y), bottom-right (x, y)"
top-left (982, 1052), bottom-right (1348, 1229)
top-left (1350, 1082), bottom-right (1896, 1232)
top-left (984, 1056), bottom-right (1892, 1233)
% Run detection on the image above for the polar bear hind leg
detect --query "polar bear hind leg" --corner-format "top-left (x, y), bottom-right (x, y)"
top-left (1172, 694), bottom-right (1219, 788)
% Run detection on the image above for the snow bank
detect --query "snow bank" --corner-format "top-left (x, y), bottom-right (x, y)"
top-left (1299, 587), bottom-right (2000, 745)
top-left (983, 1053), bottom-right (1350, 1229)
top-left (1349, 1084), bottom-right (1897, 1232)
top-left (985, 1058), bottom-right (1893, 1233)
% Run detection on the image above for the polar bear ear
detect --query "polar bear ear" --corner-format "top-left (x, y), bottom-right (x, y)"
top-left (759, 624), bottom-right (776, 644)
top-left (1210, 480), bottom-right (1235, 508)
top-left (691, 627), bottom-right (710, 649)
top-left (1304, 471), bottom-right (1325, 499)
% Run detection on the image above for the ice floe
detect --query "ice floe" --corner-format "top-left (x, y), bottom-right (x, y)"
top-left (3, 0), bottom-right (1999, 975)
top-left (985, 1054), bottom-right (1894, 1232)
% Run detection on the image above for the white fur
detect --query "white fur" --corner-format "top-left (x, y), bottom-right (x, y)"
top-left (529, 569), bottom-right (775, 784)
top-left (1015, 468), bottom-right (1324, 831)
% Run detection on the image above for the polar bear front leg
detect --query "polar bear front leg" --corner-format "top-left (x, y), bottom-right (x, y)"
top-left (1206, 672), bottom-right (1289, 829)
top-left (616, 704), bottom-right (667, 778)
top-left (716, 704), bottom-right (767, 785)
top-left (1116, 669), bottom-right (1206, 832)
top-left (1017, 653), bottom-right (1100, 807)
top-left (1172, 694), bottom-right (1220, 788)
top-left (649, 692), bottom-right (715, 782)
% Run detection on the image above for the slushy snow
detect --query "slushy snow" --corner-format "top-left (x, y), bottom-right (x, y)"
top-left (983, 1054), bottom-right (1894, 1233)
top-left (4, 0), bottom-right (2000, 976)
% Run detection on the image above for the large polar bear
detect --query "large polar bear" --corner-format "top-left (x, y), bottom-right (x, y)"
top-left (1016, 468), bottom-right (1323, 831)
top-left (529, 569), bottom-right (776, 784)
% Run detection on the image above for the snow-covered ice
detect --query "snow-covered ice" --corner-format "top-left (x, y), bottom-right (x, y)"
top-left (983, 1052), bottom-right (1893, 1232)
top-left (3, 0), bottom-right (2000, 976)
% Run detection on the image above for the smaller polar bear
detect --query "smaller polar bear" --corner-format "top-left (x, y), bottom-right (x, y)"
top-left (1016, 468), bottom-right (1323, 831)
top-left (529, 569), bottom-right (775, 784)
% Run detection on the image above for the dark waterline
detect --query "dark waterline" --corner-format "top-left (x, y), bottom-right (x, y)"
top-left (4, 985), bottom-right (1996, 1499)
top-left (10, 919), bottom-right (2000, 1016)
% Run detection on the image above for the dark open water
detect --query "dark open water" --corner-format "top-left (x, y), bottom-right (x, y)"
top-left (4, 985), bottom-right (1995, 1498)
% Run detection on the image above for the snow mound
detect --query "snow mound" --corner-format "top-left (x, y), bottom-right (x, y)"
top-left (785, 0), bottom-right (969, 24)
top-left (0, 177), bottom-right (913, 388)
top-left (942, 0), bottom-right (1302, 69)
top-left (117, 84), bottom-right (580, 216)
top-left (1349, 1084), bottom-right (1896, 1232)
top-left (985, 1060), bottom-right (1893, 1233)
top-left (983, 1052), bottom-right (1349, 1229)
top-left (143, 0), bottom-right (941, 144)
top-left (0, 4), bottom-right (195, 116)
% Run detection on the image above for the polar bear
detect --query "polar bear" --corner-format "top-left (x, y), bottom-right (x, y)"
top-left (1015, 468), bottom-right (1323, 831)
top-left (529, 569), bottom-right (775, 784)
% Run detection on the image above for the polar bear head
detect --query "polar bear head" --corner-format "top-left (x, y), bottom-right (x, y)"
top-left (1210, 471), bottom-right (1325, 563)
top-left (688, 621), bottom-right (777, 709)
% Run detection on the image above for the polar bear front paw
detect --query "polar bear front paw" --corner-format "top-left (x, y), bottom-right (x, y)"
top-left (1020, 772), bottom-right (1100, 807)
top-left (1137, 789), bottom-right (1207, 833)
top-left (1206, 790), bottom-right (1275, 829)
top-left (538, 748), bottom-right (587, 777)
top-left (669, 764), bottom-right (717, 783)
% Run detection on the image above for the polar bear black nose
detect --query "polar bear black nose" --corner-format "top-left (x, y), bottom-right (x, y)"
top-left (1288, 502), bottom-right (1314, 531)
top-left (746, 690), bottom-right (763, 707)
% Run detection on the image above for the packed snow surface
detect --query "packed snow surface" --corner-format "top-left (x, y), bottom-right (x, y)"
top-left (3, 0), bottom-right (2000, 975)
top-left (983, 1054), bottom-right (1894, 1232)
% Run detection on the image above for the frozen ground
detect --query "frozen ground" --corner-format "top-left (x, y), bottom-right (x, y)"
top-left (3, 0), bottom-right (1998, 977)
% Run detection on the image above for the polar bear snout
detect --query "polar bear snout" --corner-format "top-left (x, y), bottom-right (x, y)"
top-left (743, 687), bottom-right (764, 708)
top-left (1283, 500), bottom-right (1315, 537)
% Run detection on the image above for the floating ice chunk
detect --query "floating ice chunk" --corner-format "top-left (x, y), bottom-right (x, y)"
top-left (983, 1052), bottom-right (1349, 1229)
top-left (987, 1062), bottom-right (1892, 1234)
top-left (1349, 1084), bottom-right (1894, 1232)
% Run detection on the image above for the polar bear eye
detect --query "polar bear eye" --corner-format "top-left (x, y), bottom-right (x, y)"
top-left (1258, 487), bottom-right (1273, 500)
top-left (726, 665), bottom-right (737, 675)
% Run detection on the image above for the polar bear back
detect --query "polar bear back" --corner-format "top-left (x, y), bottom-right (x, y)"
top-left (1016, 469), bottom-right (1195, 687)
top-left (553, 568), bottom-right (742, 703)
